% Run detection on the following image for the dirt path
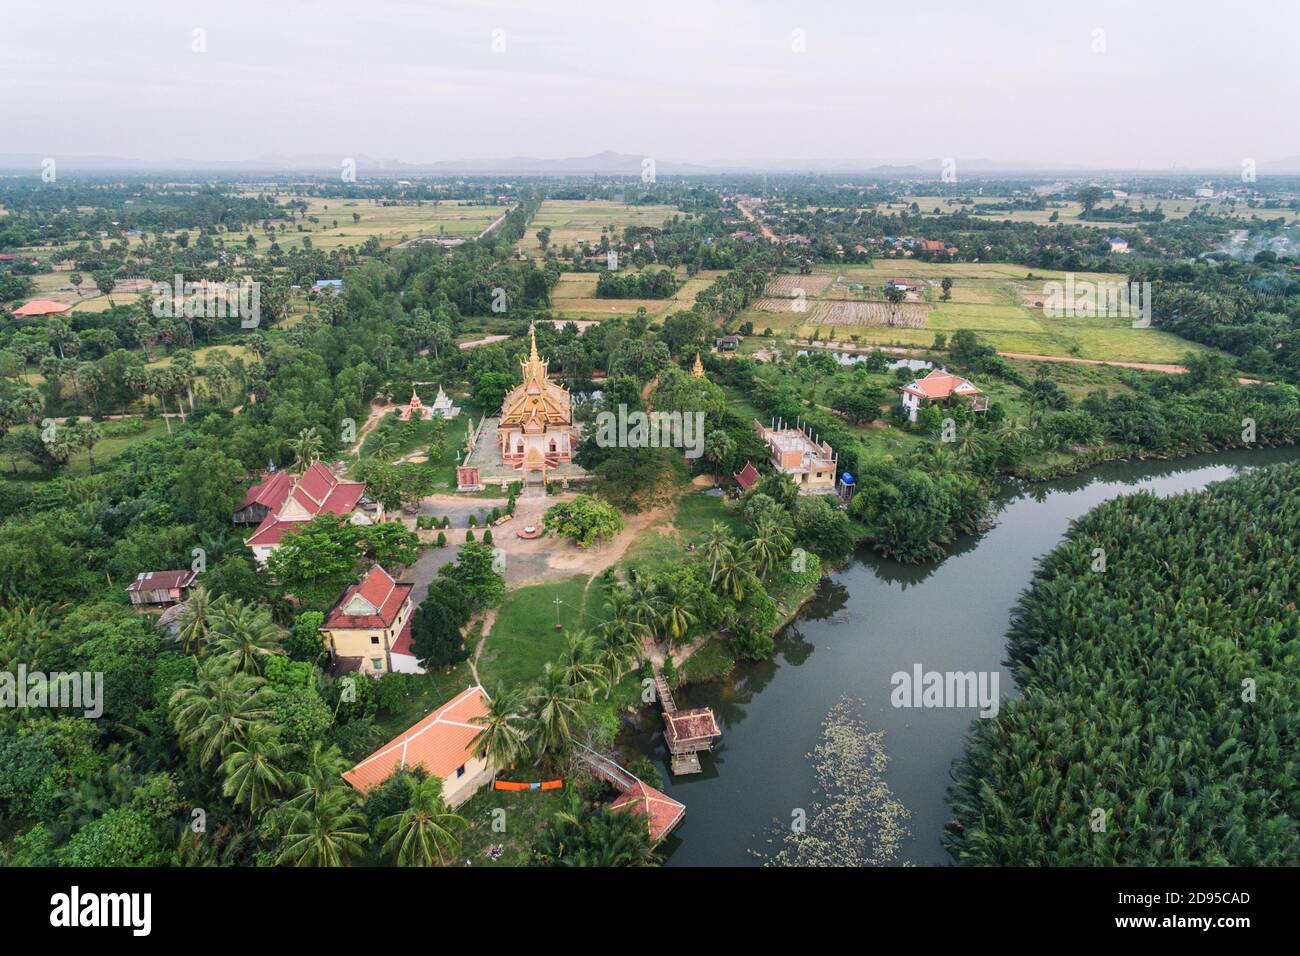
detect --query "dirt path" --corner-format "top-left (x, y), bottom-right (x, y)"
top-left (735, 200), bottom-right (778, 242)
top-left (346, 401), bottom-right (394, 456)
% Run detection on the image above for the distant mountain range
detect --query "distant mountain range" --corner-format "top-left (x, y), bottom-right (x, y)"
top-left (1, 149), bottom-right (1298, 177)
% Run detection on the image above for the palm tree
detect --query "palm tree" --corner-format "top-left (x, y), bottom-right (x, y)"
top-left (703, 430), bottom-right (734, 486)
top-left (175, 585), bottom-right (221, 657)
top-left (210, 601), bottom-right (283, 674)
top-left (745, 514), bottom-right (793, 579)
top-left (656, 582), bottom-right (699, 645)
top-left (169, 668), bottom-right (273, 767)
top-left (71, 419), bottom-right (103, 473)
top-left (378, 776), bottom-right (468, 867)
top-left (593, 622), bottom-right (642, 700)
top-left (371, 434), bottom-right (397, 462)
top-left (625, 571), bottom-right (665, 638)
top-left (956, 429), bottom-right (986, 463)
top-left (526, 663), bottom-right (590, 763)
top-left (555, 630), bottom-right (607, 692)
top-left (277, 788), bottom-right (369, 867)
top-left (285, 741), bottom-right (352, 813)
top-left (469, 685), bottom-right (531, 772)
top-left (220, 724), bottom-right (291, 814)
top-left (714, 547), bottom-right (754, 602)
top-left (288, 427), bottom-right (323, 473)
top-left (701, 522), bottom-right (735, 585)
top-left (995, 418), bottom-right (1028, 448)
top-left (534, 805), bottom-right (660, 867)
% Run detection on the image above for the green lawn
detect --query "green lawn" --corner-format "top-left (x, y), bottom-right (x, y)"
top-left (478, 575), bottom-right (602, 691)
top-left (455, 766), bottom-right (570, 865)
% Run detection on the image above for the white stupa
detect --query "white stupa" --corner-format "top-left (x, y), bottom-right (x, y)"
top-left (431, 385), bottom-right (460, 419)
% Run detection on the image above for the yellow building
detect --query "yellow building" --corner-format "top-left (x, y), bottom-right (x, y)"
top-left (319, 565), bottom-right (414, 676)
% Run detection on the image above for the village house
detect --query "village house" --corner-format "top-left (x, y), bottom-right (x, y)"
top-left (753, 419), bottom-right (837, 494)
top-left (232, 468), bottom-right (292, 526)
top-left (342, 685), bottom-right (495, 807)
top-left (125, 569), bottom-right (197, 607)
top-left (716, 334), bottom-right (741, 352)
top-left (12, 299), bottom-right (73, 317)
top-left (1108, 237), bottom-right (1130, 253)
top-left (900, 369), bottom-right (988, 422)
top-left (319, 565), bottom-right (415, 676)
top-left (243, 461), bottom-right (380, 566)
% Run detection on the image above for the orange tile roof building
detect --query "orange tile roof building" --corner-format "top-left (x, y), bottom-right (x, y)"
top-left (342, 685), bottom-right (494, 807)
top-left (13, 299), bottom-right (73, 317)
top-left (899, 369), bottom-right (987, 422)
top-left (319, 565), bottom-right (415, 676)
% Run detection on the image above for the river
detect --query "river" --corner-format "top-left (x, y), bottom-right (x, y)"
top-left (627, 446), bottom-right (1300, 866)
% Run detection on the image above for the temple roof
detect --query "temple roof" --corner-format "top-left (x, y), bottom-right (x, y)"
top-left (500, 323), bottom-right (571, 427)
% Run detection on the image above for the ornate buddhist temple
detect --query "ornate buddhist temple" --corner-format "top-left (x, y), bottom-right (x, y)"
top-left (497, 323), bottom-right (577, 473)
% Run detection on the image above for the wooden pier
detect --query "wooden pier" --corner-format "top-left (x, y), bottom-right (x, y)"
top-left (571, 743), bottom-right (685, 843)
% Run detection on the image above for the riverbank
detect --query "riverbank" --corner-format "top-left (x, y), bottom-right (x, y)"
top-left (626, 446), bottom-right (1300, 866)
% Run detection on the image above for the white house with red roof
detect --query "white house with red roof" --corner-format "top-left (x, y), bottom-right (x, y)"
top-left (244, 461), bottom-right (380, 566)
top-left (900, 369), bottom-right (988, 422)
top-left (319, 565), bottom-right (414, 676)
top-left (343, 685), bottom-right (495, 807)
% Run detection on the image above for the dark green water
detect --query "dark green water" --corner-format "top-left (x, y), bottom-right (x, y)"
top-left (628, 447), bottom-right (1300, 867)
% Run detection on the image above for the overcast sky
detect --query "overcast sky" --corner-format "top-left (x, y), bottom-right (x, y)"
top-left (2, 0), bottom-right (1296, 169)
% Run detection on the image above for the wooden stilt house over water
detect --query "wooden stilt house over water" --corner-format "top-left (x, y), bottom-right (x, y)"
top-left (654, 664), bottom-right (722, 775)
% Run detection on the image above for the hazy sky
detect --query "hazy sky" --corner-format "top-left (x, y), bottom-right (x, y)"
top-left (2, 0), bottom-right (1296, 168)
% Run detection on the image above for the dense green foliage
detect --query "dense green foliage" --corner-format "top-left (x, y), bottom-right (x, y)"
top-left (947, 464), bottom-right (1300, 864)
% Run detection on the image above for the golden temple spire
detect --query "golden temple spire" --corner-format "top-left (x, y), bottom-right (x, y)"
top-left (521, 321), bottom-right (552, 386)
top-left (691, 352), bottom-right (704, 377)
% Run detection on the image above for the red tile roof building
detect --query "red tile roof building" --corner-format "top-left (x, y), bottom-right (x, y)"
top-left (232, 469), bottom-right (293, 525)
top-left (733, 461), bottom-right (760, 493)
top-left (342, 685), bottom-right (494, 807)
top-left (320, 565), bottom-right (415, 676)
top-left (244, 461), bottom-right (375, 565)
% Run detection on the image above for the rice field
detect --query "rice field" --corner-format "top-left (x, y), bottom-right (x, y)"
top-left (548, 268), bottom-right (723, 321)
top-left (743, 262), bottom-right (1212, 362)
top-left (522, 198), bottom-right (682, 254)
